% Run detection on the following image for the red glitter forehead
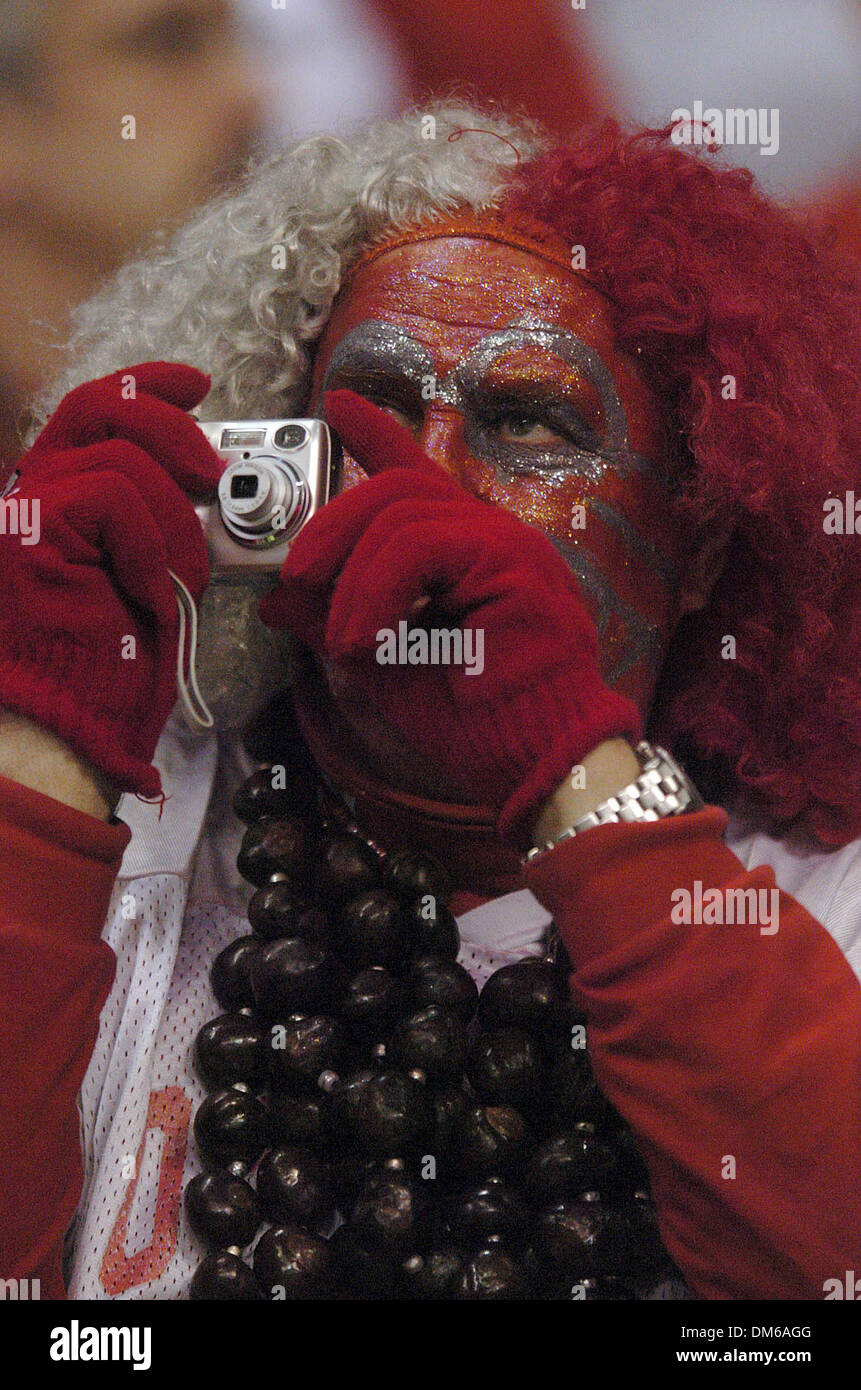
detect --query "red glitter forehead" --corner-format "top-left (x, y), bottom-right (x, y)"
top-left (348, 207), bottom-right (587, 283)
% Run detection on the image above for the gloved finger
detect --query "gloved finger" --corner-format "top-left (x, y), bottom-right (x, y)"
top-left (30, 361), bottom-right (219, 497)
top-left (439, 509), bottom-right (586, 610)
top-left (276, 465), bottom-right (464, 593)
top-left (258, 490), bottom-right (463, 644)
top-left (52, 438), bottom-right (211, 601)
top-left (36, 361), bottom-right (210, 445)
top-left (325, 499), bottom-right (492, 655)
top-left (257, 576), bottom-right (328, 651)
top-left (31, 379), bottom-right (221, 501)
top-left (324, 490), bottom-right (555, 637)
top-left (57, 470), bottom-right (188, 634)
top-left (325, 492), bottom-right (601, 657)
top-left (324, 389), bottom-right (458, 481)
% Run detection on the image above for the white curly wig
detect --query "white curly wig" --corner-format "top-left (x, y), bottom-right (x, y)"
top-left (32, 102), bottom-right (547, 435)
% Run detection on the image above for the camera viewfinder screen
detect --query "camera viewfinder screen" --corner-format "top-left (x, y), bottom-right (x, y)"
top-left (230, 474), bottom-right (259, 499)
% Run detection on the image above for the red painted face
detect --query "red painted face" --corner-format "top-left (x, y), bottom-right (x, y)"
top-left (310, 233), bottom-right (690, 722)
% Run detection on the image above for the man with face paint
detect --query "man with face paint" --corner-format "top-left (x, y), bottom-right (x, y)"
top-left (0, 105), bottom-right (859, 1303)
top-left (278, 213), bottom-right (708, 809)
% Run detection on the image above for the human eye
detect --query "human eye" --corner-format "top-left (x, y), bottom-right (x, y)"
top-left (489, 409), bottom-right (569, 447)
top-left (478, 396), bottom-right (601, 457)
top-left (362, 395), bottom-right (416, 433)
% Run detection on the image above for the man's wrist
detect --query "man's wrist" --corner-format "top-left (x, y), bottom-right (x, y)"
top-left (0, 711), bottom-right (120, 821)
top-left (531, 738), bottom-right (642, 848)
top-left (528, 739), bottom-right (704, 858)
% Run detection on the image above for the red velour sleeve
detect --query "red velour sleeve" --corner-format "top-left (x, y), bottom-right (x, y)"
top-left (0, 773), bottom-right (130, 1300)
top-left (525, 805), bottom-right (861, 1300)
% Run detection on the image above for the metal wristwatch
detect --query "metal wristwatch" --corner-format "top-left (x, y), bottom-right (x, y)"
top-left (525, 740), bottom-right (704, 862)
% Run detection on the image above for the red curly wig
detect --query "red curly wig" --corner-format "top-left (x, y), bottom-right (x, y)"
top-left (503, 123), bottom-right (861, 848)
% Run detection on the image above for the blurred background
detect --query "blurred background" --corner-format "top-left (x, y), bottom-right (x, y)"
top-left (1, 0), bottom-right (859, 469)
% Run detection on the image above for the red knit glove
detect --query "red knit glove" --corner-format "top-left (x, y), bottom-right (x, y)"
top-left (260, 390), bottom-right (640, 844)
top-left (0, 362), bottom-right (220, 797)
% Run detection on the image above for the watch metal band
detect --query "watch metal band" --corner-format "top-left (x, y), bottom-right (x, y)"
top-left (525, 741), bottom-right (704, 863)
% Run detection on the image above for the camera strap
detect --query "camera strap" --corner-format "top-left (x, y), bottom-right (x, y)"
top-left (169, 571), bottom-right (215, 733)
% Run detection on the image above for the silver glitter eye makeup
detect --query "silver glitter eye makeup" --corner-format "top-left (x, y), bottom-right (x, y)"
top-left (321, 320), bottom-right (435, 399)
top-left (425, 315), bottom-right (663, 487)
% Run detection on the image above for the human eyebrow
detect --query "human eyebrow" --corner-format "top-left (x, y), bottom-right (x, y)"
top-left (321, 321), bottom-right (435, 399)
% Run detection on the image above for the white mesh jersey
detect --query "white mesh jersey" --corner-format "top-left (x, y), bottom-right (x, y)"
top-left (65, 711), bottom-right (861, 1299)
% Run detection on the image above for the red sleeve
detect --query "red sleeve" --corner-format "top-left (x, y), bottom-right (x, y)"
top-left (525, 805), bottom-right (861, 1300)
top-left (0, 773), bottom-right (130, 1299)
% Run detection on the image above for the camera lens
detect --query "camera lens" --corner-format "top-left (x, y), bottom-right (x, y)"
top-left (230, 473), bottom-right (259, 500)
top-left (217, 456), bottom-right (307, 549)
top-left (273, 424), bottom-right (308, 451)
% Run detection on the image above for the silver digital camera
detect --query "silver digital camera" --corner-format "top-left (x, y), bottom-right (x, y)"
top-left (194, 418), bottom-right (340, 573)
